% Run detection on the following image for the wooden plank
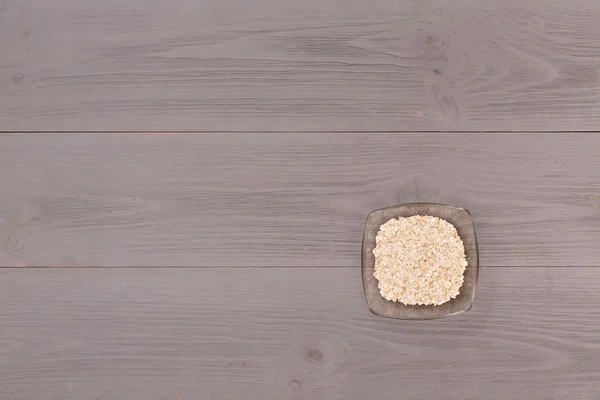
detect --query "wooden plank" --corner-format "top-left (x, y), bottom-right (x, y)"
top-left (1, 267), bottom-right (599, 399)
top-left (1, 0), bottom-right (600, 131)
top-left (2, 132), bottom-right (600, 267)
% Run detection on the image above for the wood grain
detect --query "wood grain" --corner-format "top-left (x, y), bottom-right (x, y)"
top-left (1, 132), bottom-right (600, 267)
top-left (2, 0), bottom-right (600, 131)
top-left (1, 267), bottom-right (599, 400)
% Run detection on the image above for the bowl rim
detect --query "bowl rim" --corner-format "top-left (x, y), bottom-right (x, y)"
top-left (361, 202), bottom-right (479, 320)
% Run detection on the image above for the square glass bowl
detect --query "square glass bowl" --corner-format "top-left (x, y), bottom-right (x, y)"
top-left (362, 203), bottom-right (478, 320)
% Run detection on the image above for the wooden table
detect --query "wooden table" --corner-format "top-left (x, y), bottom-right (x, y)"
top-left (1, 1), bottom-right (600, 398)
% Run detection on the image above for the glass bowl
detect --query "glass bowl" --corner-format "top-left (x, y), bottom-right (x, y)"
top-left (362, 203), bottom-right (479, 320)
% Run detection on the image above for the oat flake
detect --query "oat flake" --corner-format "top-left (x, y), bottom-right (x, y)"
top-left (372, 215), bottom-right (468, 306)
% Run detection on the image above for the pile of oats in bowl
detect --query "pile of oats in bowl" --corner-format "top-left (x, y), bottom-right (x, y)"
top-left (372, 215), bottom-right (468, 306)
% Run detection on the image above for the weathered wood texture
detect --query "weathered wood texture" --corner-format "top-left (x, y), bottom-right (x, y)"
top-left (1, 133), bottom-right (600, 267)
top-left (1, 0), bottom-right (600, 131)
top-left (1, 267), bottom-right (599, 400)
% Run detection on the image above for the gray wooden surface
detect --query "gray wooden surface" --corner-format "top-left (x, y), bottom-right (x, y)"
top-left (2, 132), bottom-right (600, 267)
top-left (1, 267), bottom-right (599, 400)
top-left (3, 0), bottom-right (600, 397)
top-left (2, 0), bottom-right (600, 131)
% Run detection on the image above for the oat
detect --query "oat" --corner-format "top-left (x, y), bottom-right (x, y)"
top-left (372, 215), bottom-right (468, 306)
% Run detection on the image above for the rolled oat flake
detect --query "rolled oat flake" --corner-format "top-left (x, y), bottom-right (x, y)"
top-left (372, 215), bottom-right (468, 306)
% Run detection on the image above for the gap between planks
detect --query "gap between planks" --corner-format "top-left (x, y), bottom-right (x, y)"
top-left (3, 266), bottom-right (600, 269)
top-left (2, 131), bottom-right (600, 134)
